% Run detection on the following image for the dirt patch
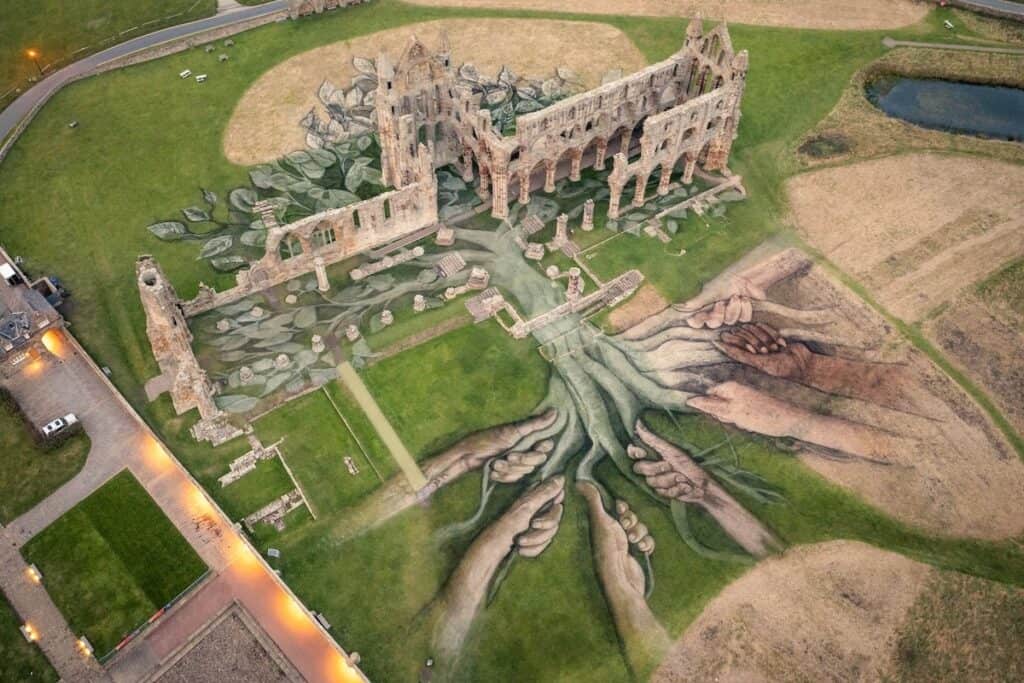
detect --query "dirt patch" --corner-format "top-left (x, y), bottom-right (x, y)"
top-left (787, 153), bottom-right (1024, 322)
top-left (402, 0), bottom-right (928, 30)
top-left (653, 541), bottom-right (931, 683)
top-left (654, 540), bottom-right (1024, 683)
top-left (223, 19), bottom-right (647, 165)
top-left (750, 261), bottom-right (1024, 539)
top-left (925, 292), bottom-right (1024, 434)
top-left (798, 48), bottom-right (1024, 168)
top-left (606, 284), bottom-right (669, 332)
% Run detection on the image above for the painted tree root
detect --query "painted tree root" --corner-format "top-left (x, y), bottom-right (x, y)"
top-left (631, 420), bottom-right (782, 558)
top-left (329, 409), bottom-right (558, 542)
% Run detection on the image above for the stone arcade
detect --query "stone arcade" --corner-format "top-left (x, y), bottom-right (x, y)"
top-left (374, 18), bottom-right (747, 219)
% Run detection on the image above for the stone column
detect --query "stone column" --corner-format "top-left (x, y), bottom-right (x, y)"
top-left (620, 129), bottom-right (633, 158)
top-left (658, 164), bottom-right (673, 196)
top-left (595, 139), bottom-right (608, 170)
top-left (314, 256), bottom-right (330, 292)
top-left (461, 149), bottom-right (474, 182)
top-left (556, 213), bottom-right (569, 243)
top-left (566, 267), bottom-right (583, 302)
top-left (544, 159), bottom-right (557, 193)
top-left (608, 183), bottom-right (623, 220)
top-left (581, 199), bottom-right (595, 231)
top-left (632, 174), bottom-right (649, 207)
top-left (491, 168), bottom-right (509, 219)
top-left (518, 171), bottom-right (531, 205)
top-left (477, 164), bottom-right (491, 199)
top-left (569, 150), bottom-right (583, 182)
top-left (682, 155), bottom-right (697, 184)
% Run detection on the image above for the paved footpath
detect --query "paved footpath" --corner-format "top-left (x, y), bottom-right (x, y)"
top-left (0, 332), bottom-right (365, 682)
top-left (882, 36), bottom-right (1024, 54)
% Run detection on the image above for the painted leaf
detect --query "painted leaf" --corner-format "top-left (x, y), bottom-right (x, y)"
top-left (240, 230), bottom-right (267, 247)
top-left (352, 56), bottom-right (375, 75)
top-left (183, 206), bottom-right (211, 223)
top-left (211, 255), bottom-right (248, 272)
top-left (294, 307), bottom-right (318, 329)
top-left (198, 235), bottom-right (233, 259)
top-left (202, 188), bottom-right (218, 206)
top-left (148, 221), bottom-right (188, 241)
top-left (230, 187), bottom-right (258, 212)
top-left (215, 394), bottom-right (259, 414)
top-left (249, 166), bottom-right (275, 189)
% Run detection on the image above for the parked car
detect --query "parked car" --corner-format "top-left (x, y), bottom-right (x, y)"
top-left (41, 414), bottom-right (78, 438)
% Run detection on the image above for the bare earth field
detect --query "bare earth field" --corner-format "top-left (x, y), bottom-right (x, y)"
top-left (754, 262), bottom-right (1024, 539)
top-left (787, 153), bottom-right (1024, 322)
top-left (653, 541), bottom-right (1024, 683)
top-left (606, 283), bottom-right (668, 332)
top-left (401, 0), bottom-right (929, 30)
top-left (788, 153), bottom-right (1024, 442)
top-left (223, 19), bottom-right (647, 164)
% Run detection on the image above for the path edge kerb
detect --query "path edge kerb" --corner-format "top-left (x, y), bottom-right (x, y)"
top-left (63, 332), bottom-right (369, 682)
top-left (0, 6), bottom-right (288, 166)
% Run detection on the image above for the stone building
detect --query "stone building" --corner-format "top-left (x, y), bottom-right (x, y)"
top-left (373, 19), bottom-right (747, 219)
top-left (0, 247), bottom-right (63, 376)
top-left (285, 0), bottom-right (367, 20)
top-left (137, 256), bottom-right (241, 445)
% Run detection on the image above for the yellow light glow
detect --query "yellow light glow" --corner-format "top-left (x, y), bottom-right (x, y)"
top-left (26, 49), bottom-right (38, 59)
top-left (22, 624), bottom-right (38, 642)
top-left (40, 329), bottom-right (65, 357)
top-left (139, 434), bottom-right (174, 473)
top-left (25, 566), bottom-right (41, 584)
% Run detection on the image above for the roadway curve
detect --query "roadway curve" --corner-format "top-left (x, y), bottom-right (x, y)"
top-left (947, 0), bottom-right (1024, 21)
top-left (0, 1), bottom-right (286, 145)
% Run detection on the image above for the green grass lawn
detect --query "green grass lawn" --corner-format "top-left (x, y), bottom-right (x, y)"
top-left (21, 471), bottom-right (207, 655)
top-left (3, 1), bottom-right (1024, 679)
top-left (0, 401), bottom-right (89, 524)
top-left (0, 594), bottom-right (57, 682)
top-left (0, 0), bottom-right (216, 109)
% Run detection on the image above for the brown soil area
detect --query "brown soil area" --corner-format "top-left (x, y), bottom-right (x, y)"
top-left (787, 153), bottom-right (1024, 322)
top-left (652, 541), bottom-right (931, 683)
top-left (223, 19), bottom-right (647, 165)
top-left (798, 48), bottom-right (1024, 168)
top-left (654, 540), bottom-right (1024, 683)
top-left (401, 0), bottom-right (928, 30)
top-left (747, 261), bottom-right (1024, 539)
top-left (925, 292), bottom-right (1024, 434)
top-left (606, 284), bottom-right (668, 333)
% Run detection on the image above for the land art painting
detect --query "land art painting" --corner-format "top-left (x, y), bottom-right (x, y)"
top-left (125, 13), bottom-right (1024, 683)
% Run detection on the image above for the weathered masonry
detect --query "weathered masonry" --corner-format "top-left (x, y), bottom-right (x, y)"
top-left (374, 19), bottom-right (747, 219)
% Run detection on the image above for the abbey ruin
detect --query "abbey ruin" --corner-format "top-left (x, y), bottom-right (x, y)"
top-left (136, 20), bottom-right (746, 444)
top-left (376, 18), bottom-right (747, 218)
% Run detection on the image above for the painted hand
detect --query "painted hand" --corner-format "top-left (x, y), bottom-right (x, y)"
top-left (714, 322), bottom-right (813, 380)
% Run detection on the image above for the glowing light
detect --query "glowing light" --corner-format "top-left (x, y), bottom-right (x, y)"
top-left (41, 329), bottom-right (65, 357)
top-left (76, 636), bottom-right (94, 657)
top-left (25, 565), bottom-right (42, 584)
top-left (20, 623), bottom-right (38, 642)
top-left (140, 434), bottom-right (174, 473)
top-left (26, 49), bottom-right (38, 59)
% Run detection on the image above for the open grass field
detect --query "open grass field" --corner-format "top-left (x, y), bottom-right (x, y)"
top-left (0, 0), bottom-right (216, 109)
top-left (20, 471), bottom-right (206, 655)
top-left (0, 399), bottom-right (89, 524)
top-left (0, 594), bottom-right (57, 682)
top-left (3, 1), bottom-right (1024, 679)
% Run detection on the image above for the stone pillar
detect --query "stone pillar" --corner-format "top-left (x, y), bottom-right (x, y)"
top-left (581, 199), bottom-right (595, 231)
top-left (518, 171), bottom-right (531, 205)
top-left (461, 149), bottom-right (474, 182)
top-left (555, 213), bottom-right (569, 243)
top-left (314, 257), bottom-right (330, 292)
top-left (620, 129), bottom-right (633, 158)
top-left (682, 156), bottom-right (697, 184)
top-left (544, 159), bottom-right (557, 193)
top-left (569, 150), bottom-right (583, 182)
top-left (595, 139), bottom-right (608, 170)
top-left (658, 164), bottom-right (673, 196)
top-left (566, 267), bottom-right (583, 302)
top-left (633, 174), bottom-right (649, 207)
top-left (478, 164), bottom-right (491, 199)
top-left (608, 183), bottom-right (623, 219)
top-left (491, 168), bottom-right (509, 219)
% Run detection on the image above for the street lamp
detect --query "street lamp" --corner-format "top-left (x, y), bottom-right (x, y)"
top-left (25, 49), bottom-right (43, 76)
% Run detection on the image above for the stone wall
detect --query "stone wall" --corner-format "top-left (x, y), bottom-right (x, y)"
top-left (182, 144), bottom-right (438, 316)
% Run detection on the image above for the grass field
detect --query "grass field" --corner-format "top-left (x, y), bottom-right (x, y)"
top-left (21, 471), bottom-right (207, 655)
top-left (0, 594), bottom-right (57, 682)
top-left (0, 400), bottom-right (89, 524)
top-left (0, 0), bottom-right (216, 109)
top-left (2, 1), bottom-right (1024, 679)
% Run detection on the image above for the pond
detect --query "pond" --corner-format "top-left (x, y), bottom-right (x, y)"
top-left (866, 76), bottom-right (1024, 142)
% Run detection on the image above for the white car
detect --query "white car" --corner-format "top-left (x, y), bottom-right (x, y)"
top-left (41, 414), bottom-right (78, 437)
